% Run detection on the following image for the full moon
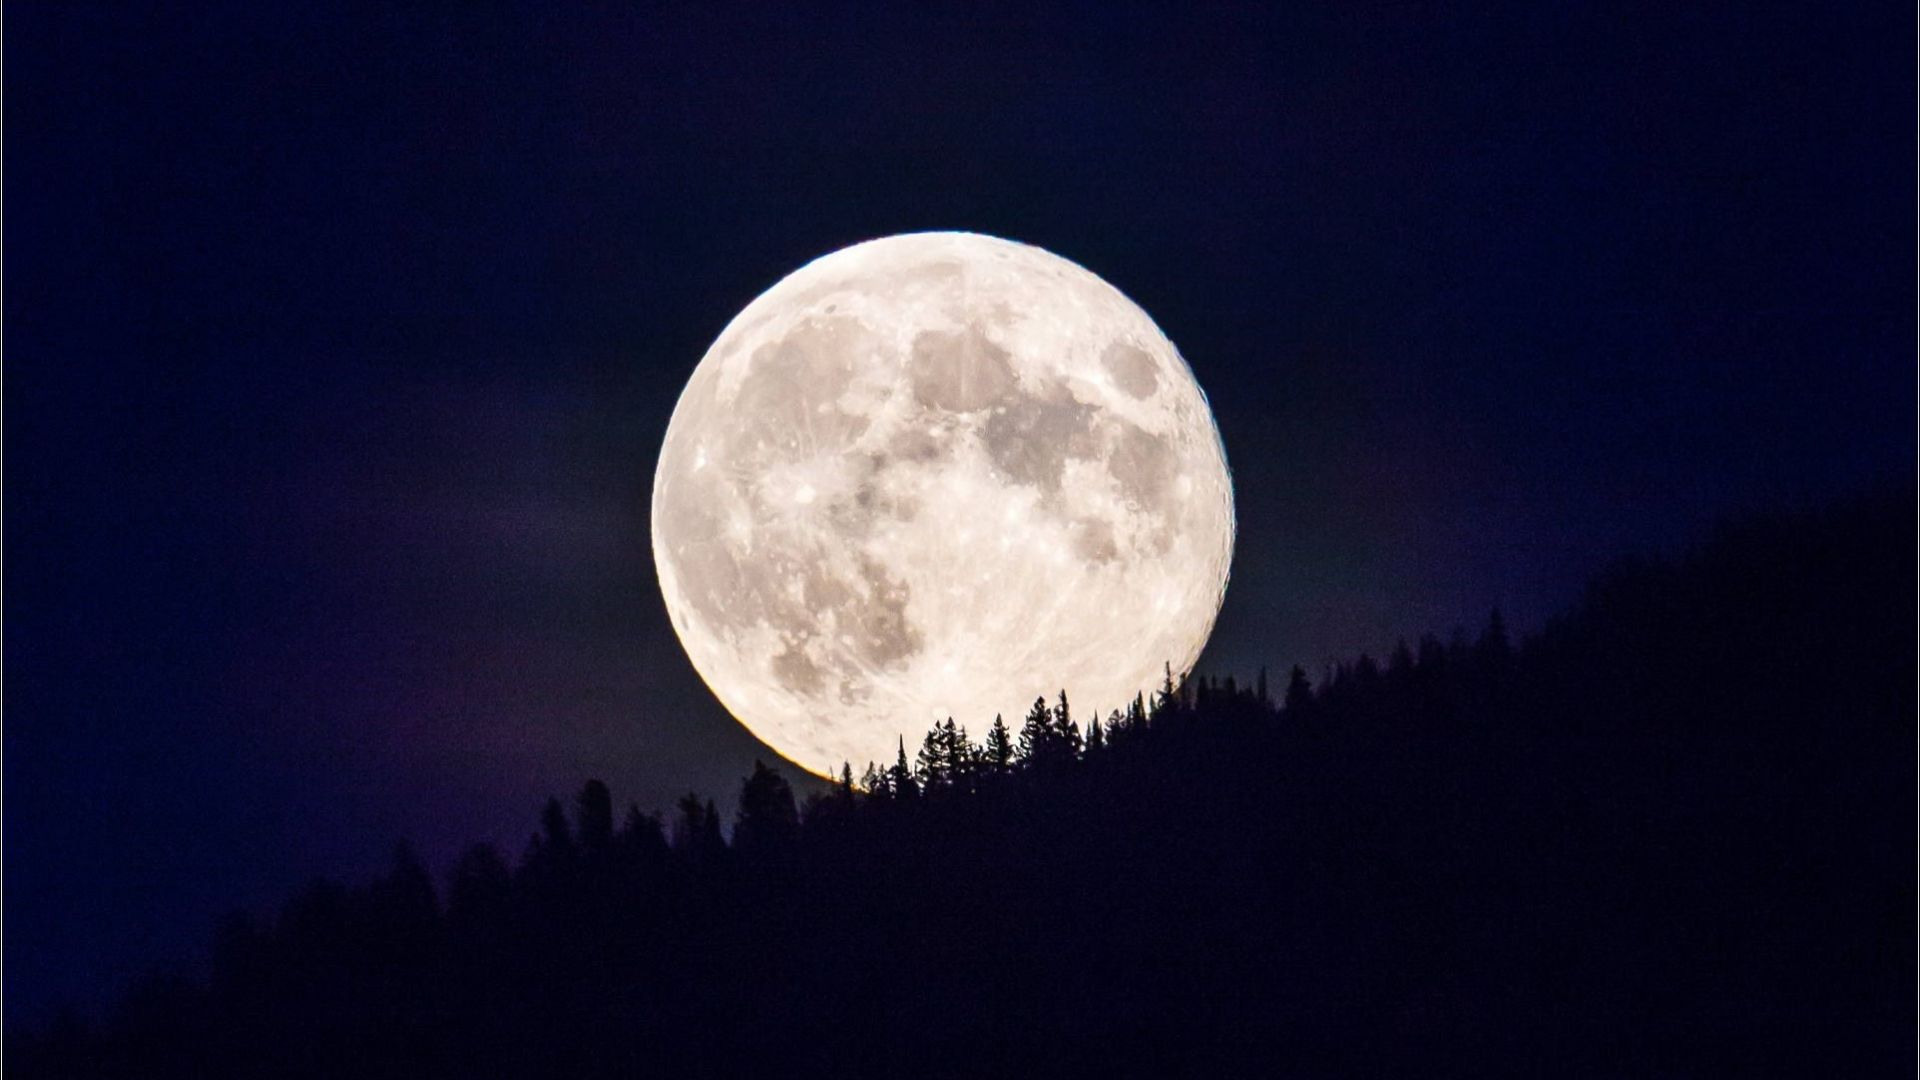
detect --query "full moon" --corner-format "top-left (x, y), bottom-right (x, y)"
top-left (651, 232), bottom-right (1234, 777)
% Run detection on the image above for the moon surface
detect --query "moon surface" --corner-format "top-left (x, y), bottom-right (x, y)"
top-left (651, 232), bottom-right (1233, 777)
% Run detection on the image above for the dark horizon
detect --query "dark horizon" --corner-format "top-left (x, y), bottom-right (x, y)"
top-left (7, 2), bottom-right (1915, 1032)
top-left (10, 481), bottom-right (1912, 1038)
top-left (12, 490), bottom-right (1915, 1074)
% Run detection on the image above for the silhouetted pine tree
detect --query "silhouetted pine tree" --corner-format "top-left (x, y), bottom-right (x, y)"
top-left (916, 726), bottom-right (946, 789)
top-left (982, 714), bottom-right (1015, 774)
top-left (1115, 691), bottom-right (1147, 743)
top-left (614, 805), bottom-right (668, 869)
top-left (939, 718), bottom-right (974, 790)
top-left (1016, 696), bottom-right (1051, 765)
top-left (1054, 690), bottom-right (1083, 758)
top-left (734, 761), bottom-right (798, 862)
top-left (576, 780), bottom-right (614, 857)
top-left (887, 736), bottom-right (918, 799)
top-left (523, 796), bottom-right (578, 880)
top-left (671, 793), bottom-right (723, 860)
top-left (1388, 639), bottom-right (1415, 677)
top-left (1153, 661), bottom-right (1180, 721)
top-left (1283, 664), bottom-right (1313, 717)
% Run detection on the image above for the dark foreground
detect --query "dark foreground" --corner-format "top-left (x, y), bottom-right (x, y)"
top-left (13, 492), bottom-right (1915, 1077)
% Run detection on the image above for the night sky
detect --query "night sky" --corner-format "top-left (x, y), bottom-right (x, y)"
top-left (7, 4), bottom-right (1912, 1024)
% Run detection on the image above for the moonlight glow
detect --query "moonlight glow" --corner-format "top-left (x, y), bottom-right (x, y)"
top-left (651, 232), bottom-right (1234, 777)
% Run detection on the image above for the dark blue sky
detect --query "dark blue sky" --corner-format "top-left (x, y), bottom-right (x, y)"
top-left (7, 3), bottom-right (1912, 1024)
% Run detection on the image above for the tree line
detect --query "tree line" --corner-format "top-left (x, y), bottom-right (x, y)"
top-left (11, 491), bottom-right (1914, 1077)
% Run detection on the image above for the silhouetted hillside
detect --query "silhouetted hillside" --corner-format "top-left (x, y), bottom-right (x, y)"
top-left (13, 492), bottom-right (1914, 1077)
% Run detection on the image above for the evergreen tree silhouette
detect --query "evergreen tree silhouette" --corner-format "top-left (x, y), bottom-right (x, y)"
top-left (614, 805), bottom-right (668, 870)
top-left (524, 795), bottom-right (578, 879)
top-left (916, 726), bottom-right (948, 789)
top-left (1388, 639), bottom-right (1415, 677)
top-left (541, 796), bottom-right (575, 860)
top-left (982, 713), bottom-right (1015, 774)
top-left (1354, 654), bottom-right (1380, 686)
top-left (1154, 661), bottom-right (1179, 720)
top-left (1017, 696), bottom-right (1052, 765)
top-left (1121, 691), bottom-right (1148, 741)
top-left (939, 718), bottom-right (974, 788)
top-left (576, 779), bottom-right (615, 857)
top-left (1283, 664), bottom-right (1313, 716)
top-left (887, 736), bottom-right (918, 799)
top-left (374, 840), bottom-right (438, 922)
top-left (734, 761), bottom-right (799, 861)
top-left (1054, 689), bottom-right (1082, 757)
top-left (672, 793), bottom-right (723, 859)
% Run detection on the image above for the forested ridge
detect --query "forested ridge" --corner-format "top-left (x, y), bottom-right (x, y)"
top-left (14, 492), bottom-right (1914, 1077)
